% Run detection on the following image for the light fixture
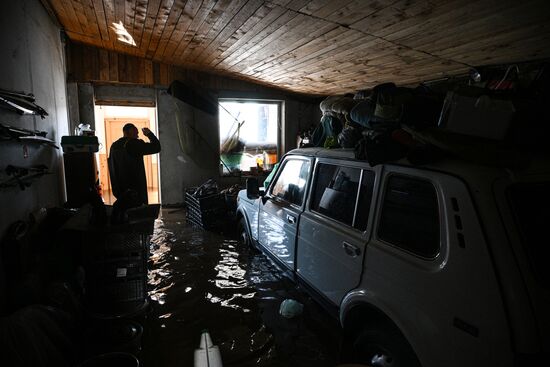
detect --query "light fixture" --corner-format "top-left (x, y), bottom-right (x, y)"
top-left (110, 21), bottom-right (136, 46)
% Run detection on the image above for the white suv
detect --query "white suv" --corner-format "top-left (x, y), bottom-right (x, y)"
top-left (236, 147), bottom-right (549, 367)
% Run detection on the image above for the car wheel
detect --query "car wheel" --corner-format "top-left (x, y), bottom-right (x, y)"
top-left (238, 217), bottom-right (253, 249)
top-left (347, 323), bottom-right (421, 367)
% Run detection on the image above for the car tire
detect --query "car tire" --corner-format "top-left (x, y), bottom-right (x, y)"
top-left (238, 217), bottom-right (255, 250)
top-left (345, 322), bottom-right (421, 367)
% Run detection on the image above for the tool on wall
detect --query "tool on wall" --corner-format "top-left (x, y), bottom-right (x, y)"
top-left (0, 123), bottom-right (58, 148)
top-left (0, 164), bottom-right (51, 190)
top-left (0, 88), bottom-right (48, 118)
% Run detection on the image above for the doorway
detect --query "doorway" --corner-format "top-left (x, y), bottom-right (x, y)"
top-left (94, 105), bottom-right (160, 205)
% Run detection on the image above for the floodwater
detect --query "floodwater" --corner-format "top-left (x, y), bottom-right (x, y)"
top-left (142, 209), bottom-right (342, 367)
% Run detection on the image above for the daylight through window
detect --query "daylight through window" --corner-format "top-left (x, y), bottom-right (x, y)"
top-left (219, 100), bottom-right (280, 175)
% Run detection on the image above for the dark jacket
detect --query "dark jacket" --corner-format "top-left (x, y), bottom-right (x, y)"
top-left (108, 131), bottom-right (161, 205)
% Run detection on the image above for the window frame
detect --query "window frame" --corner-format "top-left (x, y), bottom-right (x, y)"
top-left (375, 172), bottom-right (442, 260)
top-left (307, 159), bottom-right (377, 233)
top-left (268, 156), bottom-right (312, 209)
top-left (218, 98), bottom-right (283, 175)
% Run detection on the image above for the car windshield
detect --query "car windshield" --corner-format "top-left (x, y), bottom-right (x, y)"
top-left (507, 182), bottom-right (550, 288)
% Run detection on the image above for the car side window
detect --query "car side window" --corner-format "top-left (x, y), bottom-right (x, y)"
top-left (271, 159), bottom-right (310, 206)
top-left (378, 175), bottom-right (440, 258)
top-left (354, 170), bottom-right (376, 231)
top-left (310, 163), bottom-right (361, 226)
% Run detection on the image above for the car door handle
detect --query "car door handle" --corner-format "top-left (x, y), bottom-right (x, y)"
top-left (342, 242), bottom-right (361, 257)
top-left (286, 214), bottom-right (296, 224)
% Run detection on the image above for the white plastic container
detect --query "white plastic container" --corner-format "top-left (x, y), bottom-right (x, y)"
top-left (194, 331), bottom-right (223, 367)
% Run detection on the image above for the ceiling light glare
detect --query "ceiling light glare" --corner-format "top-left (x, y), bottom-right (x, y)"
top-left (110, 21), bottom-right (136, 46)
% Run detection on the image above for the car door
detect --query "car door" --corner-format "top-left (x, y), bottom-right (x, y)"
top-left (297, 160), bottom-right (378, 305)
top-left (258, 157), bottom-right (311, 271)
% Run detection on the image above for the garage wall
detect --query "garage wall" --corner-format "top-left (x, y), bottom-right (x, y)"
top-left (157, 91), bottom-right (220, 205)
top-left (0, 0), bottom-right (69, 311)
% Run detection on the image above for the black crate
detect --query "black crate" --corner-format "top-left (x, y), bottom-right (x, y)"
top-left (185, 192), bottom-right (226, 211)
top-left (83, 231), bottom-right (149, 264)
top-left (91, 279), bottom-right (145, 302)
top-left (86, 278), bottom-right (147, 317)
top-left (186, 208), bottom-right (226, 229)
top-left (185, 192), bottom-right (227, 229)
top-left (87, 257), bottom-right (146, 282)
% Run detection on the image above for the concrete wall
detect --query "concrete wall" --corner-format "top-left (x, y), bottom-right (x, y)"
top-left (0, 0), bottom-right (69, 311)
top-left (157, 90), bottom-right (220, 205)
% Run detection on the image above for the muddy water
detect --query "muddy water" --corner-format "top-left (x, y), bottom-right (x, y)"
top-left (142, 209), bottom-right (342, 367)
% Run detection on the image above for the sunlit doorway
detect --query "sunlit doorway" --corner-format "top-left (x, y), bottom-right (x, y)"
top-left (94, 105), bottom-right (160, 205)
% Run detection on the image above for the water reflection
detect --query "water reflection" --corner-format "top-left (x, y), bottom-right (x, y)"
top-left (142, 210), bottom-right (341, 367)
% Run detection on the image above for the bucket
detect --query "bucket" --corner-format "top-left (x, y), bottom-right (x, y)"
top-left (220, 153), bottom-right (242, 172)
top-left (263, 152), bottom-right (278, 170)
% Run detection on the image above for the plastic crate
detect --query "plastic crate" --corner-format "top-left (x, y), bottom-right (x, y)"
top-left (87, 257), bottom-right (146, 282)
top-left (86, 278), bottom-right (147, 317)
top-left (104, 232), bottom-right (147, 251)
top-left (94, 279), bottom-right (144, 302)
top-left (83, 230), bottom-right (150, 264)
top-left (185, 192), bottom-right (226, 211)
top-left (185, 192), bottom-right (227, 229)
top-left (186, 207), bottom-right (226, 229)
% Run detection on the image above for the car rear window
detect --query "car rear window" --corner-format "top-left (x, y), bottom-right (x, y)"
top-left (378, 175), bottom-right (440, 258)
top-left (508, 182), bottom-right (550, 287)
top-left (310, 164), bottom-right (361, 226)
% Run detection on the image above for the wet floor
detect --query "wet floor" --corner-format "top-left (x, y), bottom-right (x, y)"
top-left (142, 209), bottom-right (342, 367)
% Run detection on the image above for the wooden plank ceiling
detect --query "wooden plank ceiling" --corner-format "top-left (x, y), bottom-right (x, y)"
top-left (47, 0), bottom-right (550, 95)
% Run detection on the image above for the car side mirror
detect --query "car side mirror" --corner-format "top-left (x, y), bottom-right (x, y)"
top-left (246, 178), bottom-right (264, 199)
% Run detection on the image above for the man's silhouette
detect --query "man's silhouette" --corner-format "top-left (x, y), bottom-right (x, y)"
top-left (108, 123), bottom-right (160, 206)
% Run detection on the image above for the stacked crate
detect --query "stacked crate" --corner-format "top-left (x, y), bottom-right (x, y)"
top-left (83, 223), bottom-right (150, 317)
top-left (185, 190), bottom-right (227, 229)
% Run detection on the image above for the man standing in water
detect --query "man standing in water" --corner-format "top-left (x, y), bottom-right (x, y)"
top-left (108, 123), bottom-right (161, 206)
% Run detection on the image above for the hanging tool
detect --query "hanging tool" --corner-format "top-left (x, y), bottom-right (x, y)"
top-left (0, 88), bottom-right (48, 118)
top-left (1, 165), bottom-right (50, 190)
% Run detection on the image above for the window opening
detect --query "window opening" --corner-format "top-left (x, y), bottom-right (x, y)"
top-left (378, 175), bottom-right (440, 258)
top-left (219, 100), bottom-right (280, 175)
top-left (310, 164), bottom-right (361, 227)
